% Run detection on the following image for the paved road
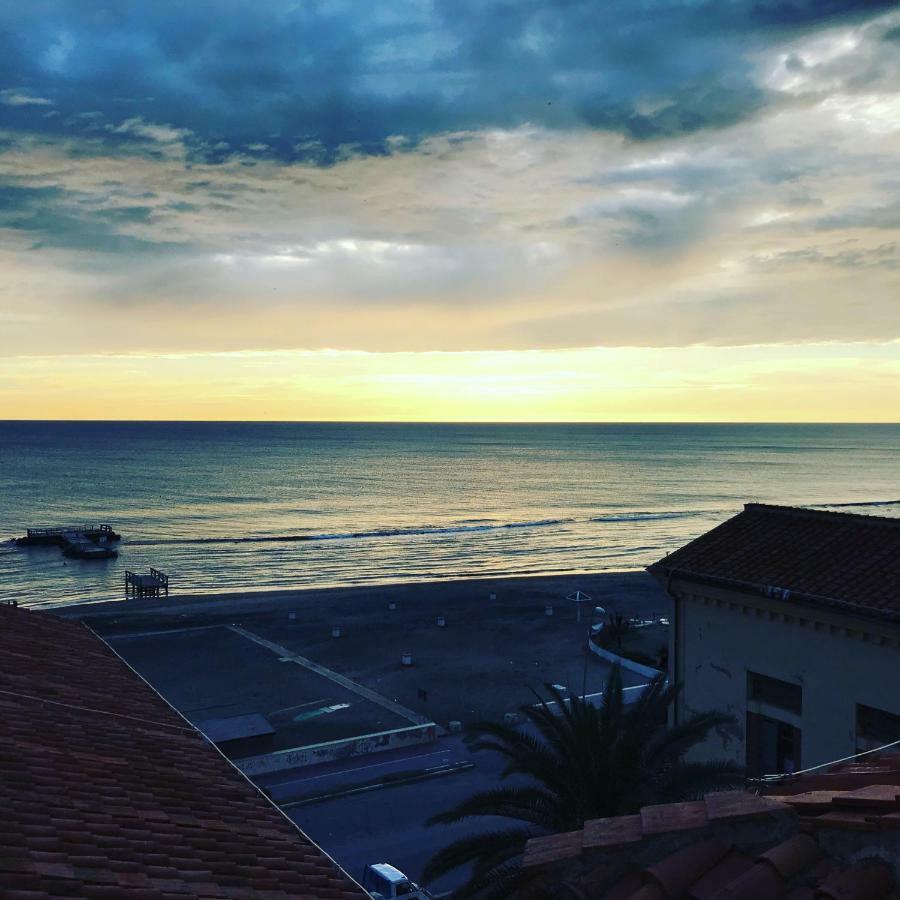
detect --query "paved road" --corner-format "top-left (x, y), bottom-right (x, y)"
top-left (281, 675), bottom-right (652, 895)
top-left (288, 733), bottom-right (513, 896)
top-left (259, 739), bottom-right (468, 803)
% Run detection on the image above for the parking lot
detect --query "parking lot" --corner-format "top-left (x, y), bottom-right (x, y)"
top-left (109, 625), bottom-right (417, 756)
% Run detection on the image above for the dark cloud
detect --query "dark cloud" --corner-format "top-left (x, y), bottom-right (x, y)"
top-left (580, 81), bottom-right (768, 141)
top-left (739, 0), bottom-right (899, 28)
top-left (750, 243), bottom-right (900, 270)
top-left (1, 0), bottom-right (897, 162)
top-left (817, 202), bottom-right (900, 230)
top-left (0, 182), bottom-right (181, 254)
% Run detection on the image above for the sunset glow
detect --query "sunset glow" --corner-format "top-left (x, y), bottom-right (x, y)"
top-left (2, 3), bottom-right (899, 420)
top-left (3, 343), bottom-right (898, 422)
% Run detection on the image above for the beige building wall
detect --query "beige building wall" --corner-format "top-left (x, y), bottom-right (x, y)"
top-left (665, 577), bottom-right (900, 771)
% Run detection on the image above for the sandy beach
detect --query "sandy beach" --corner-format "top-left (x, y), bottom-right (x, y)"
top-left (68, 571), bottom-right (670, 727)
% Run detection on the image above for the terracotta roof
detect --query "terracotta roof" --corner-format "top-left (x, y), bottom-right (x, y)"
top-left (523, 787), bottom-right (900, 899)
top-left (760, 753), bottom-right (900, 796)
top-left (648, 503), bottom-right (900, 620)
top-left (0, 603), bottom-right (365, 899)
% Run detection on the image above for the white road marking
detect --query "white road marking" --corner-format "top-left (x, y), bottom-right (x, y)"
top-left (230, 625), bottom-right (431, 726)
top-left (267, 699), bottom-right (329, 717)
top-left (105, 624), bottom-right (226, 641)
top-left (269, 748), bottom-right (453, 788)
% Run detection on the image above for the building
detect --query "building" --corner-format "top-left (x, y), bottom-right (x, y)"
top-left (647, 503), bottom-right (900, 776)
top-left (0, 601), bottom-right (366, 898)
top-left (521, 753), bottom-right (900, 898)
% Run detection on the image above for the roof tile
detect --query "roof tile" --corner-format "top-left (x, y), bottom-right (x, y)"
top-left (602, 871), bottom-right (644, 900)
top-left (705, 791), bottom-right (785, 823)
top-left (0, 605), bottom-right (364, 899)
top-left (711, 860), bottom-right (785, 899)
top-left (831, 785), bottom-right (900, 811)
top-left (641, 800), bottom-right (708, 836)
top-left (583, 815), bottom-right (644, 850)
top-left (648, 504), bottom-right (900, 618)
top-left (644, 837), bottom-right (730, 898)
top-left (686, 849), bottom-right (754, 899)
top-left (757, 833), bottom-right (822, 879)
top-left (817, 862), bottom-right (894, 900)
top-left (523, 829), bottom-right (585, 868)
top-left (815, 811), bottom-right (879, 832)
top-left (626, 885), bottom-right (667, 900)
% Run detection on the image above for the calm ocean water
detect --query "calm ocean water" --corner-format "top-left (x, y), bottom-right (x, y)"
top-left (1, 421), bottom-right (898, 609)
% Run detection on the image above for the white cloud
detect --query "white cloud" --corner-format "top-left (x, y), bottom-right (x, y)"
top-left (821, 94), bottom-right (900, 135)
top-left (1, 9), bottom-right (899, 359)
top-left (108, 117), bottom-right (192, 144)
top-left (0, 89), bottom-right (53, 107)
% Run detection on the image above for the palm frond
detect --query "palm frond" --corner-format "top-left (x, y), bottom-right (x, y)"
top-left (421, 827), bottom-right (532, 886)
top-left (425, 673), bottom-right (742, 897)
top-left (425, 785), bottom-right (558, 829)
top-left (659, 759), bottom-right (746, 802)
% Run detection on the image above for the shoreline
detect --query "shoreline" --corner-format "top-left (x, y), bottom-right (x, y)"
top-left (54, 568), bottom-right (658, 623)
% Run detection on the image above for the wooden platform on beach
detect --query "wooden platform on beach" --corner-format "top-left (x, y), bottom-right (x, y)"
top-left (15, 525), bottom-right (120, 560)
top-left (126, 568), bottom-right (169, 599)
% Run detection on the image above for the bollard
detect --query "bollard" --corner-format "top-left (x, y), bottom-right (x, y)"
top-left (401, 651), bottom-right (413, 667)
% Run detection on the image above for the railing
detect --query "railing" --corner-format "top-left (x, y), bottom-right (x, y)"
top-left (125, 568), bottom-right (169, 597)
top-left (27, 524), bottom-right (113, 537)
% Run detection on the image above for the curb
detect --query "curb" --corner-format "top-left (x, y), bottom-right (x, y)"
top-left (280, 761), bottom-right (475, 808)
top-left (587, 638), bottom-right (665, 680)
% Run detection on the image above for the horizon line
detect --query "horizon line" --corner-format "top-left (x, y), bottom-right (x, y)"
top-left (2, 419), bottom-right (899, 426)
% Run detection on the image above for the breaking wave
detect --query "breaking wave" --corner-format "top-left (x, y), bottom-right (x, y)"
top-left (807, 499), bottom-right (900, 509)
top-left (590, 510), bottom-right (711, 523)
top-left (124, 510), bottom-right (715, 547)
top-left (126, 517), bottom-right (578, 546)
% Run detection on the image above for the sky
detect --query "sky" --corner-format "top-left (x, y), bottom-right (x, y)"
top-left (1, 0), bottom-right (899, 421)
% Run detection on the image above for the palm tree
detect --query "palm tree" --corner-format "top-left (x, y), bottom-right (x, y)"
top-left (600, 610), bottom-right (631, 650)
top-left (422, 665), bottom-right (742, 899)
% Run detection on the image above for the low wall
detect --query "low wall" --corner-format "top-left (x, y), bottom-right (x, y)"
top-left (588, 638), bottom-right (665, 680)
top-left (235, 722), bottom-right (438, 776)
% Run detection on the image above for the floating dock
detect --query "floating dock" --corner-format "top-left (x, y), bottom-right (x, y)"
top-left (125, 568), bottom-right (169, 599)
top-left (15, 525), bottom-right (121, 560)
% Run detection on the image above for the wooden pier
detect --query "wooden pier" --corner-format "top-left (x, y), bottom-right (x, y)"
top-left (125, 568), bottom-right (169, 599)
top-left (16, 525), bottom-right (120, 560)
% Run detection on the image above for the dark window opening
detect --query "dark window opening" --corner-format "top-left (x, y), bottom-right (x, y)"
top-left (747, 671), bottom-right (802, 714)
top-left (747, 711), bottom-right (801, 776)
top-left (857, 704), bottom-right (900, 751)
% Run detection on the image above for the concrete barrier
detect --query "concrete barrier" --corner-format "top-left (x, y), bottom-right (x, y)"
top-left (234, 722), bottom-right (438, 776)
top-left (587, 639), bottom-right (665, 681)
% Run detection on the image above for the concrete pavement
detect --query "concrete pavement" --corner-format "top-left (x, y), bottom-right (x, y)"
top-left (290, 733), bottom-right (516, 897)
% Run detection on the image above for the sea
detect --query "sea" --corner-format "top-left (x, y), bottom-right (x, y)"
top-left (1, 421), bottom-right (898, 609)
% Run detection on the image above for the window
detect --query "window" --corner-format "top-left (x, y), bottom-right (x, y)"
top-left (747, 712), bottom-right (801, 776)
top-left (747, 671), bottom-right (802, 714)
top-left (857, 704), bottom-right (900, 753)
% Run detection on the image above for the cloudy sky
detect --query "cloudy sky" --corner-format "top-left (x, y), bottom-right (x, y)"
top-left (1, 0), bottom-right (899, 420)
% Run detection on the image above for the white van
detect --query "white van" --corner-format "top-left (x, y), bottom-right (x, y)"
top-left (361, 863), bottom-right (433, 899)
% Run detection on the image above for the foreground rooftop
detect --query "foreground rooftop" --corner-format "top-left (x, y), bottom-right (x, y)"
top-left (523, 755), bottom-right (900, 899)
top-left (0, 602), bottom-right (365, 898)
